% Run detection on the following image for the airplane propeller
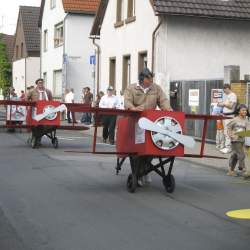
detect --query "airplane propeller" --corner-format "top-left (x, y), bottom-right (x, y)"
top-left (33, 104), bottom-right (67, 122)
top-left (138, 117), bottom-right (196, 149)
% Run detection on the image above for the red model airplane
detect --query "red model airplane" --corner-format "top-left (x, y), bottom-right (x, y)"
top-left (0, 100), bottom-right (226, 193)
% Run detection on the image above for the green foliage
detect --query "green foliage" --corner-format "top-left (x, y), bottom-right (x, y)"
top-left (0, 34), bottom-right (12, 97)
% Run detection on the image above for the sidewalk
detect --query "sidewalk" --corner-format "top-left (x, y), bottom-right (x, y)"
top-left (81, 125), bottom-right (231, 172)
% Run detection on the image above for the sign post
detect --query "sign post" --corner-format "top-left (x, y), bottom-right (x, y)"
top-left (90, 55), bottom-right (96, 98)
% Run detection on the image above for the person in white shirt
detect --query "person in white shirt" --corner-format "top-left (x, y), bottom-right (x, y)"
top-left (218, 84), bottom-right (237, 154)
top-left (99, 86), bottom-right (120, 144)
top-left (65, 88), bottom-right (76, 123)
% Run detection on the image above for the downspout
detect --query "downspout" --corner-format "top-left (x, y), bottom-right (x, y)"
top-left (152, 16), bottom-right (162, 75)
top-left (63, 13), bottom-right (69, 99)
top-left (39, 26), bottom-right (42, 79)
top-left (92, 37), bottom-right (100, 94)
top-left (25, 57), bottom-right (27, 90)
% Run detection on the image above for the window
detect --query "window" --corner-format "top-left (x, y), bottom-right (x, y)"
top-left (43, 30), bottom-right (48, 52)
top-left (43, 72), bottom-right (47, 87)
top-left (21, 43), bottom-right (23, 58)
top-left (122, 55), bottom-right (131, 90)
top-left (109, 57), bottom-right (116, 89)
top-left (50, 0), bottom-right (56, 9)
top-left (115, 0), bottom-right (124, 26)
top-left (53, 69), bottom-right (62, 97)
top-left (127, 0), bottom-right (135, 18)
top-left (138, 51), bottom-right (148, 74)
top-left (54, 22), bottom-right (63, 47)
top-left (16, 45), bottom-right (19, 59)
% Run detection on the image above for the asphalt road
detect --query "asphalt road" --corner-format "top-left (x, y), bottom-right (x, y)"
top-left (0, 130), bottom-right (249, 250)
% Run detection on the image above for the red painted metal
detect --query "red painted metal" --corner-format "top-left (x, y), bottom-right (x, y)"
top-left (116, 110), bottom-right (185, 157)
top-left (0, 100), bottom-right (227, 160)
top-left (200, 118), bottom-right (208, 157)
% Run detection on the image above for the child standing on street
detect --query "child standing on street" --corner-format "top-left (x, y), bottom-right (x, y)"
top-left (227, 104), bottom-right (248, 176)
top-left (211, 104), bottom-right (224, 150)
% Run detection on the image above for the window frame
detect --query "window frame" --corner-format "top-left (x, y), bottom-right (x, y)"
top-left (109, 57), bottom-right (116, 90)
top-left (54, 22), bottom-right (64, 48)
top-left (122, 54), bottom-right (131, 91)
top-left (114, 0), bottom-right (124, 28)
top-left (138, 51), bottom-right (148, 75)
top-left (53, 69), bottom-right (62, 98)
top-left (50, 0), bottom-right (56, 9)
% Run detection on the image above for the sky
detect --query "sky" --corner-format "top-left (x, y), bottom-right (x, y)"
top-left (0, 0), bottom-right (41, 35)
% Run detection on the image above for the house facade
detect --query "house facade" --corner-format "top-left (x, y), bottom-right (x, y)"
top-left (91, 0), bottom-right (250, 97)
top-left (39, 0), bottom-right (100, 101)
top-left (12, 6), bottom-right (40, 95)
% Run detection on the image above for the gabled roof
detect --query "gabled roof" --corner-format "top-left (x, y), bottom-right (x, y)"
top-left (90, 0), bottom-right (108, 37)
top-left (19, 6), bottom-right (40, 52)
top-left (0, 33), bottom-right (15, 61)
top-left (63, 0), bottom-right (100, 13)
top-left (39, 0), bottom-right (100, 27)
top-left (154, 0), bottom-right (250, 20)
top-left (90, 0), bottom-right (250, 37)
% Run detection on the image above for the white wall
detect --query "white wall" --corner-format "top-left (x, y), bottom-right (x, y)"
top-left (13, 58), bottom-right (26, 95)
top-left (41, 0), bottom-right (66, 96)
top-left (26, 57), bottom-right (40, 86)
top-left (156, 16), bottom-right (250, 82)
top-left (65, 14), bottom-right (96, 102)
top-left (99, 0), bottom-right (158, 93)
top-left (13, 57), bottom-right (40, 96)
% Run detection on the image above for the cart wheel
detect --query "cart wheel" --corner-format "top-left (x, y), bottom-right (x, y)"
top-left (52, 137), bottom-right (59, 149)
top-left (31, 137), bottom-right (37, 149)
top-left (127, 173), bottom-right (137, 193)
top-left (163, 175), bottom-right (175, 193)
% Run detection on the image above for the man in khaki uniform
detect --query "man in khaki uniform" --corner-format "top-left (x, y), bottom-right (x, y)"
top-left (124, 69), bottom-right (171, 111)
top-left (124, 68), bottom-right (172, 185)
top-left (26, 78), bottom-right (52, 102)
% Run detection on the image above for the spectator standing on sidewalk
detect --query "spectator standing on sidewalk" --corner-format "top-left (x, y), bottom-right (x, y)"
top-left (19, 90), bottom-right (25, 101)
top-left (65, 88), bottom-right (76, 123)
top-left (94, 91), bottom-right (104, 108)
top-left (99, 86), bottom-right (120, 144)
top-left (81, 87), bottom-right (93, 124)
top-left (218, 84), bottom-right (237, 154)
top-left (211, 104), bottom-right (224, 150)
top-left (227, 104), bottom-right (248, 176)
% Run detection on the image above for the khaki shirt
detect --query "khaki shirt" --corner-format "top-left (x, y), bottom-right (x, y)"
top-left (25, 88), bottom-right (53, 102)
top-left (124, 83), bottom-right (171, 110)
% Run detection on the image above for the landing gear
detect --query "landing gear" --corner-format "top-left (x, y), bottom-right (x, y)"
top-left (163, 174), bottom-right (175, 193)
top-left (118, 156), bottom-right (176, 194)
top-left (127, 173), bottom-right (137, 193)
top-left (52, 137), bottom-right (59, 149)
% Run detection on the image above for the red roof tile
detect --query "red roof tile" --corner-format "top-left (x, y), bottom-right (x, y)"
top-left (63, 0), bottom-right (100, 13)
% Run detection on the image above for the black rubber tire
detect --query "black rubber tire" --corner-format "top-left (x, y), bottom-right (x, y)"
top-left (127, 173), bottom-right (137, 193)
top-left (163, 175), bottom-right (175, 193)
top-left (52, 137), bottom-right (59, 149)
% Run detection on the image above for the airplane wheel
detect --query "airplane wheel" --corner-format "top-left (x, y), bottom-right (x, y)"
top-left (52, 137), bottom-right (58, 149)
top-left (127, 173), bottom-right (137, 193)
top-left (163, 175), bottom-right (175, 193)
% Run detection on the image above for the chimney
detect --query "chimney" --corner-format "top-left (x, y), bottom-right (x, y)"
top-left (224, 65), bottom-right (240, 84)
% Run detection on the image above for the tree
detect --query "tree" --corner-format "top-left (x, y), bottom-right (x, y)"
top-left (0, 34), bottom-right (12, 97)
